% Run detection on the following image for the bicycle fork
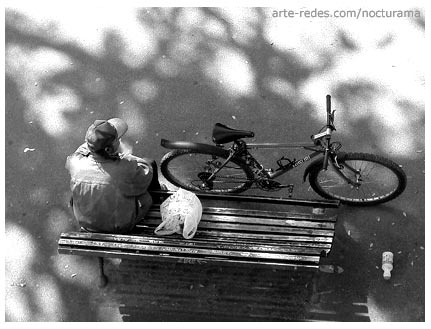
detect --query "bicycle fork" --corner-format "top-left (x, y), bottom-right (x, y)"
top-left (328, 154), bottom-right (362, 188)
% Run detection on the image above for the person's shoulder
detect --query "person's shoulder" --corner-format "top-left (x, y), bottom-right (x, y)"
top-left (65, 143), bottom-right (91, 170)
top-left (66, 143), bottom-right (88, 168)
top-left (67, 143), bottom-right (90, 159)
top-left (76, 143), bottom-right (91, 155)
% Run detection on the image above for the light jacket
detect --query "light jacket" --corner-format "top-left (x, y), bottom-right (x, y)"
top-left (65, 143), bottom-right (153, 233)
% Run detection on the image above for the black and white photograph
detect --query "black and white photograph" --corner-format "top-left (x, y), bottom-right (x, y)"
top-left (4, 0), bottom-right (426, 322)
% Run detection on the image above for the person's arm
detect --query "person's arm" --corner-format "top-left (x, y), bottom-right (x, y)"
top-left (118, 156), bottom-right (154, 196)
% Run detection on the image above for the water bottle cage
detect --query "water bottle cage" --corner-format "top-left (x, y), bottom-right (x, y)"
top-left (277, 156), bottom-right (295, 169)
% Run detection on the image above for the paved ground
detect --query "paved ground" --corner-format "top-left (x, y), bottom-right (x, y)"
top-left (5, 6), bottom-right (425, 322)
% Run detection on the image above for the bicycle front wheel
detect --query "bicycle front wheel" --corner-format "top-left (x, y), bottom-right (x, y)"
top-left (160, 149), bottom-right (255, 193)
top-left (309, 152), bottom-right (407, 206)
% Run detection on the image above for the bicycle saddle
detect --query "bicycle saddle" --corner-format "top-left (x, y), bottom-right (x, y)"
top-left (212, 123), bottom-right (255, 144)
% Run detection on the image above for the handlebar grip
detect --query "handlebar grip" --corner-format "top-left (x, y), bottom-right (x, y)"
top-left (326, 95), bottom-right (331, 113)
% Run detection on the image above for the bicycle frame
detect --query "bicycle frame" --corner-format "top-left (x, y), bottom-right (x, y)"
top-left (162, 95), bottom-right (361, 188)
top-left (210, 138), bottom-right (360, 188)
top-left (244, 142), bottom-right (323, 180)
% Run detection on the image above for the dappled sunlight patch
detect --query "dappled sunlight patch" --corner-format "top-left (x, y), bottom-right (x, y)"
top-left (155, 56), bottom-right (181, 78)
top-left (6, 45), bottom-right (81, 138)
top-left (214, 8), bottom-right (260, 46)
top-left (378, 125), bottom-right (417, 157)
top-left (116, 94), bottom-right (148, 140)
top-left (6, 223), bottom-right (36, 281)
top-left (263, 4), bottom-right (424, 158)
top-left (6, 7), bottom-right (158, 142)
top-left (265, 17), bottom-right (338, 68)
top-left (176, 7), bottom-right (204, 28)
top-left (34, 86), bottom-right (82, 137)
top-left (29, 187), bottom-right (51, 206)
top-left (335, 88), bottom-right (422, 156)
top-left (5, 287), bottom-right (31, 321)
top-left (5, 223), bottom-right (66, 321)
top-left (373, 95), bottom-right (409, 129)
top-left (367, 295), bottom-right (393, 321)
top-left (115, 21), bottom-right (156, 69)
top-left (264, 76), bottom-right (298, 104)
top-left (203, 16), bottom-right (228, 40)
top-left (294, 35), bottom-right (422, 157)
top-left (31, 274), bottom-right (64, 321)
top-left (203, 47), bottom-right (257, 98)
top-left (8, 6), bottom-right (157, 65)
top-left (6, 44), bottom-right (74, 80)
top-left (54, 254), bottom-right (104, 288)
top-left (7, 262), bottom-right (65, 321)
top-left (130, 79), bottom-right (159, 103)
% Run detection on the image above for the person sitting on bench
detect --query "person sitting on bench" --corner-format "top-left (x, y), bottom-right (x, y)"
top-left (65, 118), bottom-right (161, 233)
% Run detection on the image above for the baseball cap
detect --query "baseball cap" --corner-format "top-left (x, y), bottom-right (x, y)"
top-left (85, 118), bottom-right (128, 152)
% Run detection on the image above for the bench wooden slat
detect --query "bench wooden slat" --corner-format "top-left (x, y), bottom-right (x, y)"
top-left (58, 246), bottom-right (320, 271)
top-left (151, 206), bottom-right (338, 222)
top-left (145, 212), bottom-right (335, 230)
top-left (150, 190), bottom-right (341, 208)
top-left (59, 232), bottom-right (327, 255)
top-left (133, 226), bottom-right (334, 245)
top-left (144, 220), bottom-right (334, 236)
top-left (59, 238), bottom-right (321, 263)
top-left (62, 230), bottom-right (334, 252)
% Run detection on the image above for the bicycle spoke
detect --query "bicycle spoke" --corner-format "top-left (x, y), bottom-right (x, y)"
top-left (314, 157), bottom-right (401, 203)
top-left (162, 150), bottom-right (254, 193)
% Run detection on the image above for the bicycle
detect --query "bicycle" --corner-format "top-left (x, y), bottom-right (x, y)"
top-left (160, 95), bottom-right (407, 206)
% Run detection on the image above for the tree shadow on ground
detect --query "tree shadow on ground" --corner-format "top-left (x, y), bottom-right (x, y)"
top-left (5, 7), bottom-right (424, 321)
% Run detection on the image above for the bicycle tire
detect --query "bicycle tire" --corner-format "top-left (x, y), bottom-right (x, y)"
top-left (160, 149), bottom-right (255, 193)
top-left (308, 152), bottom-right (407, 206)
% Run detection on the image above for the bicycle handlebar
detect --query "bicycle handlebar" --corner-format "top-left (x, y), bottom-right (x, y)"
top-left (326, 94), bottom-right (335, 127)
top-left (326, 94), bottom-right (331, 114)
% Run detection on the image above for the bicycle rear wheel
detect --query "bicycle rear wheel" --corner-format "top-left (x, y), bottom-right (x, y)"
top-left (309, 152), bottom-right (407, 206)
top-left (160, 149), bottom-right (255, 193)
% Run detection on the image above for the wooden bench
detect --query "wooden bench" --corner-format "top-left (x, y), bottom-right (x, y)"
top-left (58, 191), bottom-right (340, 289)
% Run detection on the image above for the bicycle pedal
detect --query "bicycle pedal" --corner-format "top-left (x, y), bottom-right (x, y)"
top-left (278, 184), bottom-right (293, 188)
top-left (288, 184), bottom-right (294, 198)
top-left (278, 184), bottom-right (294, 197)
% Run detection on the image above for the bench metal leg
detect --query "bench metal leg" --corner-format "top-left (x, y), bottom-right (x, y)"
top-left (97, 257), bottom-right (108, 288)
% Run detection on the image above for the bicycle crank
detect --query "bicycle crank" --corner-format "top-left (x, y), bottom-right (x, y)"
top-left (256, 180), bottom-right (294, 196)
top-left (196, 172), bottom-right (214, 190)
